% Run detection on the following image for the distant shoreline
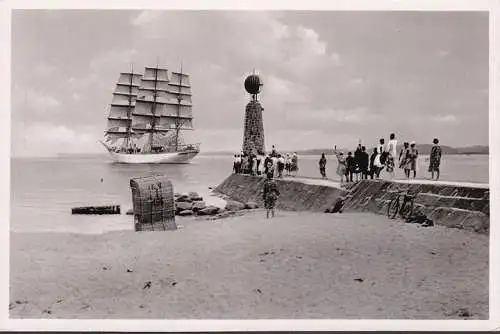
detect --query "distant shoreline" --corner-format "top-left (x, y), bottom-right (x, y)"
top-left (10, 151), bottom-right (489, 159)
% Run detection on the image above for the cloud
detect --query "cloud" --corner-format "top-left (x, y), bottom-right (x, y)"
top-left (10, 11), bottom-right (489, 156)
top-left (433, 114), bottom-right (458, 122)
top-left (13, 122), bottom-right (101, 157)
top-left (290, 107), bottom-right (375, 124)
top-left (296, 26), bottom-right (326, 55)
top-left (265, 75), bottom-right (311, 104)
top-left (13, 86), bottom-right (62, 114)
top-left (130, 11), bottom-right (162, 26)
top-left (35, 62), bottom-right (56, 76)
top-left (438, 50), bottom-right (450, 58)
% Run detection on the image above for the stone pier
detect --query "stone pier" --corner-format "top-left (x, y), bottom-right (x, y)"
top-left (215, 174), bottom-right (490, 234)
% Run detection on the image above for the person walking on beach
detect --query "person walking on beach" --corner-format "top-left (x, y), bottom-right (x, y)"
top-left (319, 153), bottom-right (327, 179)
top-left (263, 170), bottom-right (280, 219)
top-left (408, 141), bottom-right (419, 179)
top-left (428, 138), bottom-right (442, 181)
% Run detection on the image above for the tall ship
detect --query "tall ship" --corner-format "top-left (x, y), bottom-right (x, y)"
top-left (100, 65), bottom-right (200, 164)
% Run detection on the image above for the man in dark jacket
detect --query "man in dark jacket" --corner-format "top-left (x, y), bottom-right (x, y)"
top-left (346, 152), bottom-right (355, 182)
top-left (359, 146), bottom-right (370, 179)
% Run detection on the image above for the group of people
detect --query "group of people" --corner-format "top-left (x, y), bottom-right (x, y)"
top-left (320, 134), bottom-right (442, 184)
top-left (233, 145), bottom-right (299, 179)
top-left (232, 145), bottom-right (300, 219)
top-left (235, 136), bottom-right (443, 219)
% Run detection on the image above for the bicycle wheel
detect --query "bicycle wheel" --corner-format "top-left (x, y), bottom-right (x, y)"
top-left (387, 197), bottom-right (399, 219)
top-left (400, 196), bottom-right (415, 220)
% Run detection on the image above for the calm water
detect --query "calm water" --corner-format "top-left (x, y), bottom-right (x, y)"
top-left (10, 154), bottom-right (488, 234)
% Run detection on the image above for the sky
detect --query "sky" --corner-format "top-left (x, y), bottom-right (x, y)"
top-left (10, 9), bottom-right (489, 157)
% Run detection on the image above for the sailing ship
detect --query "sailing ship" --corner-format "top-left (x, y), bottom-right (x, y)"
top-left (100, 65), bottom-right (200, 164)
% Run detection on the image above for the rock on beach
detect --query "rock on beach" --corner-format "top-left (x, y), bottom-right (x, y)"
top-left (225, 200), bottom-right (246, 212)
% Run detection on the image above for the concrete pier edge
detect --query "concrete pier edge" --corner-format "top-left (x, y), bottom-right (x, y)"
top-left (215, 174), bottom-right (489, 235)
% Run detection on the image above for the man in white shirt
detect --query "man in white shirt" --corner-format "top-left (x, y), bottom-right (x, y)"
top-left (386, 133), bottom-right (398, 179)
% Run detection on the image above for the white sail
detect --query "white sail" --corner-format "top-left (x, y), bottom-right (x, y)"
top-left (102, 65), bottom-right (199, 162)
top-left (143, 67), bottom-right (169, 82)
top-left (141, 79), bottom-right (170, 91)
top-left (168, 72), bottom-right (192, 95)
top-left (115, 84), bottom-right (140, 95)
top-left (117, 72), bottom-right (142, 86)
top-left (170, 72), bottom-right (190, 86)
top-left (108, 105), bottom-right (132, 119)
top-left (111, 93), bottom-right (136, 106)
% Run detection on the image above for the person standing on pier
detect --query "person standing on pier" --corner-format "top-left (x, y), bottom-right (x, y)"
top-left (408, 141), bottom-right (419, 179)
top-left (334, 147), bottom-right (347, 184)
top-left (256, 152), bottom-right (264, 176)
top-left (264, 154), bottom-right (272, 175)
top-left (319, 153), bottom-right (327, 179)
top-left (359, 146), bottom-right (370, 179)
top-left (399, 142), bottom-right (410, 178)
top-left (386, 133), bottom-right (398, 179)
top-left (271, 145), bottom-right (278, 158)
top-left (263, 171), bottom-right (280, 219)
top-left (290, 152), bottom-right (299, 177)
top-left (428, 138), bottom-right (442, 180)
top-left (277, 154), bottom-right (285, 178)
top-left (346, 152), bottom-right (355, 182)
top-left (369, 148), bottom-right (378, 179)
top-left (284, 154), bottom-right (291, 176)
top-left (354, 143), bottom-right (363, 181)
top-left (376, 138), bottom-right (386, 178)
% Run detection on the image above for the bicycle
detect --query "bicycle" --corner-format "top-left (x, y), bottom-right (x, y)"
top-left (387, 190), bottom-right (415, 220)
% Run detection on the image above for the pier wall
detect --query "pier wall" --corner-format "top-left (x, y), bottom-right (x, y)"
top-left (215, 174), bottom-right (490, 234)
top-left (215, 174), bottom-right (346, 212)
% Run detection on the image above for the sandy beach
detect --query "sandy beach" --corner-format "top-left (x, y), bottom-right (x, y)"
top-left (10, 210), bottom-right (488, 319)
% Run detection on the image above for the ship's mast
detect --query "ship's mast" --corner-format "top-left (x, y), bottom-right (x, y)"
top-left (175, 63), bottom-right (183, 151)
top-left (124, 64), bottom-right (134, 148)
top-left (148, 64), bottom-right (159, 151)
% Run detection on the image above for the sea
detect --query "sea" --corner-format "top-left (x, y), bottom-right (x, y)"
top-left (10, 154), bottom-right (489, 234)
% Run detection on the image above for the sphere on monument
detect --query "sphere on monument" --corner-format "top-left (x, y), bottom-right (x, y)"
top-left (244, 74), bottom-right (262, 95)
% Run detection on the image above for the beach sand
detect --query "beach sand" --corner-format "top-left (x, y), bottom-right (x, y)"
top-left (10, 210), bottom-right (488, 319)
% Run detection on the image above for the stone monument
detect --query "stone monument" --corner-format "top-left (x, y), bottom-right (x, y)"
top-left (242, 72), bottom-right (265, 155)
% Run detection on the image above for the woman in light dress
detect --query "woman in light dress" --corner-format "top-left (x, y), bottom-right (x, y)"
top-left (408, 141), bottom-right (419, 179)
top-left (334, 147), bottom-right (347, 184)
top-left (399, 142), bottom-right (411, 179)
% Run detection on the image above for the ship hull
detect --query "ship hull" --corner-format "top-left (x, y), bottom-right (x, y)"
top-left (107, 150), bottom-right (199, 164)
